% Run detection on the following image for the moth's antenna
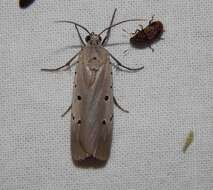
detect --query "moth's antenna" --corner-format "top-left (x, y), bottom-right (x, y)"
top-left (99, 19), bottom-right (146, 36)
top-left (55, 20), bottom-right (90, 34)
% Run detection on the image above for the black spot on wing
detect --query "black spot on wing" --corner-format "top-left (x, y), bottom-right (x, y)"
top-left (104, 96), bottom-right (109, 101)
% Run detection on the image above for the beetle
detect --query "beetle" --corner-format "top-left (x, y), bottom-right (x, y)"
top-left (123, 15), bottom-right (164, 51)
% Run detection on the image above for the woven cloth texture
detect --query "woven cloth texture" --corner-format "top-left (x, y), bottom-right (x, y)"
top-left (0, 0), bottom-right (213, 189)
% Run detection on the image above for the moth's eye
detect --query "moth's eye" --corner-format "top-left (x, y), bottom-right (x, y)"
top-left (98, 36), bottom-right (102, 41)
top-left (85, 35), bottom-right (91, 42)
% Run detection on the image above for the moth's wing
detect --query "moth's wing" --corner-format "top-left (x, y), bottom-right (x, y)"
top-left (71, 47), bottom-right (113, 161)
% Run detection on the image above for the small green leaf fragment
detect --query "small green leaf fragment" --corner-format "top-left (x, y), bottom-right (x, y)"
top-left (182, 130), bottom-right (194, 153)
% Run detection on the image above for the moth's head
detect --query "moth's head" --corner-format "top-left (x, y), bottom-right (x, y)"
top-left (85, 32), bottom-right (102, 46)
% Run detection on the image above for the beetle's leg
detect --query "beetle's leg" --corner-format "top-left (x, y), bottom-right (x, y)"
top-left (138, 24), bottom-right (144, 31)
top-left (148, 44), bottom-right (154, 52)
top-left (149, 15), bottom-right (155, 24)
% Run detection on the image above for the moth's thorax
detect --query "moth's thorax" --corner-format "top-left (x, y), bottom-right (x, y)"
top-left (78, 45), bottom-right (109, 87)
top-left (80, 46), bottom-right (109, 70)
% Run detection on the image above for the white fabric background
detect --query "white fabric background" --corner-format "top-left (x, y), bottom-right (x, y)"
top-left (1, 0), bottom-right (213, 189)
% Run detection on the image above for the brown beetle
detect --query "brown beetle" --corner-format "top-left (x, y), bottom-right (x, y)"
top-left (123, 16), bottom-right (164, 51)
top-left (19, 0), bottom-right (35, 9)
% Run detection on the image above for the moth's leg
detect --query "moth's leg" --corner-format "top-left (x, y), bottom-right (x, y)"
top-left (41, 52), bottom-right (79, 72)
top-left (61, 104), bottom-right (72, 117)
top-left (54, 45), bottom-right (81, 54)
top-left (113, 96), bottom-right (129, 113)
top-left (75, 25), bottom-right (85, 46)
top-left (149, 15), bottom-right (155, 24)
top-left (111, 62), bottom-right (125, 72)
top-left (109, 52), bottom-right (144, 71)
top-left (102, 8), bottom-right (117, 46)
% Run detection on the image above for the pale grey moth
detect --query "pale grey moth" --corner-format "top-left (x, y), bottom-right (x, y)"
top-left (41, 8), bottom-right (145, 162)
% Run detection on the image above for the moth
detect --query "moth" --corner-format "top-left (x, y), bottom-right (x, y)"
top-left (19, 0), bottom-right (35, 9)
top-left (182, 130), bottom-right (194, 153)
top-left (41, 9), bottom-right (145, 162)
top-left (123, 15), bottom-right (164, 51)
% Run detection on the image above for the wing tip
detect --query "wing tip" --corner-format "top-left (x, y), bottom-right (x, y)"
top-left (73, 156), bottom-right (108, 168)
